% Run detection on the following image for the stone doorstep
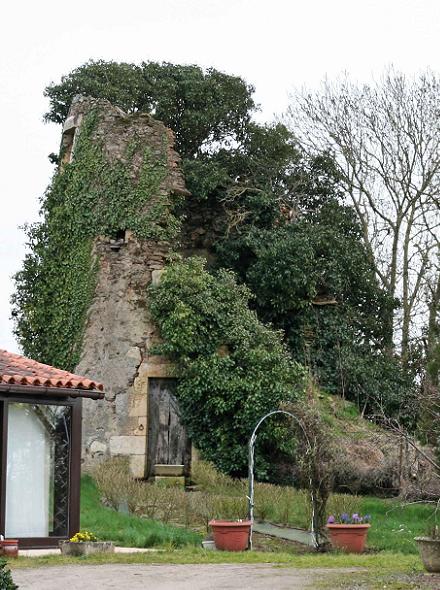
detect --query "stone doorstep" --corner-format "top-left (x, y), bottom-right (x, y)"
top-left (154, 464), bottom-right (185, 476)
top-left (19, 547), bottom-right (159, 557)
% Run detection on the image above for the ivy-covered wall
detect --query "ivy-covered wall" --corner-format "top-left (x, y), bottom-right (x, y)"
top-left (13, 96), bottom-right (189, 475)
top-left (13, 96), bottom-right (186, 371)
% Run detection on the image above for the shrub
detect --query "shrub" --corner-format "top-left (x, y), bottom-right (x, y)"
top-left (192, 460), bottom-right (312, 529)
top-left (191, 460), bottom-right (243, 495)
top-left (327, 493), bottom-right (363, 520)
top-left (148, 257), bottom-right (305, 478)
top-left (0, 559), bottom-right (18, 590)
top-left (93, 457), bottom-right (140, 511)
top-left (94, 458), bottom-right (189, 524)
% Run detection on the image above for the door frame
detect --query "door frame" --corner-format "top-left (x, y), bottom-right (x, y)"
top-left (0, 395), bottom-right (82, 548)
top-left (146, 377), bottom-right (191, 478)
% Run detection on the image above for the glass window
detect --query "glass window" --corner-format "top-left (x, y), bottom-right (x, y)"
top-left (5, 403), bottom-right (71, 538)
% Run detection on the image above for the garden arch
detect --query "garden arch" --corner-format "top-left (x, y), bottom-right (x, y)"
top-left (247, 409), bottom-right (320, 549)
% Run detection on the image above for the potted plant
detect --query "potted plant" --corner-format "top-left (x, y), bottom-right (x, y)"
top-left (209, 519), bottom-right (252, 551)
top-left (326, 513), bottom-right (371, 553)
top-left (59, 530), bottom-right (114, 556)
top-left (415, 524), bottom-right (440, 572)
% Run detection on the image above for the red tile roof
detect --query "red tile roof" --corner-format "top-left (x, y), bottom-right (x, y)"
top-left (0, 349), bottom-right (104, 392)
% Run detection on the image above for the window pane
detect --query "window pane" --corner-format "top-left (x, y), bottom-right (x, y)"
top-left (5, 403), bottom-right (71, 538)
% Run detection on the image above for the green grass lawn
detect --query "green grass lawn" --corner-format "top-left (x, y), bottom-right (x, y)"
top-left (258, 492), bottom-right (432, 554)
top-left (10, 547), bottom-right (422, 572)
top-left (7, 475), bottom-right (428, 585)
top-left (361, 496), bottom-right (433, 554)
top-left (81, 473), bottom-right (432, 554)
top-left (80, 476), bottom-right (201, 548)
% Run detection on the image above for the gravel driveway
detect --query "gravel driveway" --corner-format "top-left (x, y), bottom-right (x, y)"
top-left (12, 563), bottom-right (355, 589)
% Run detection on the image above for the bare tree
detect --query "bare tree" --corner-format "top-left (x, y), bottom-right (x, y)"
top-left (287, 69), bottom-right (440, 361)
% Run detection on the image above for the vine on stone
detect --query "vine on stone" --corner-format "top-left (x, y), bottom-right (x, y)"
top-left (148, 256), bottom-right (306, 478)
top-left (12, 108), bottom-right (182, 370)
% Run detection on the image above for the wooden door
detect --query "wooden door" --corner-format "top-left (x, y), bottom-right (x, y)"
top-left (147, 378), bottom-right (190, 476)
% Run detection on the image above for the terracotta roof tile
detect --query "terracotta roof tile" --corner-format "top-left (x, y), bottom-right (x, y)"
top-left (0, 349), bottom-right (104, 392)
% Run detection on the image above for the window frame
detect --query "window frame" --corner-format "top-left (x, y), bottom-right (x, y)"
top-left (0, 394), bottom-right (82, 548)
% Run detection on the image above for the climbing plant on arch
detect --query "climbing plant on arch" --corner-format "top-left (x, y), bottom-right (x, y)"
top-left (247, 408), bottom-right (330, 550)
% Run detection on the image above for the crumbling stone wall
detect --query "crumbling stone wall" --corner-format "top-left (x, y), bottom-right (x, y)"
top-left (68, 97), bottom-right (189, 477)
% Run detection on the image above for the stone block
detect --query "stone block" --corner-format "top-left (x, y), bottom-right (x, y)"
top-left (126, 346), bottom-right (142, 363)
top-left (154, 464), bottom-right (184, 476)
top-left (63, 115), bottom-right (77, 133)
top-left (129, 454), bottom-right (147, 479)
top-left (151, 270), bottom-right (164, 285)
top-left (139, 360), bottom-right (174, 378)
top-left (89, 440), bottom-right (108, 458)
top-left (133, 373), bottom-right (148, 396)
top-left (129, 392), bottom-right (148, 417)
top-left (109, 435), bottom-right (147, 456)
top-left (134, 416), bottom-right (147, 436)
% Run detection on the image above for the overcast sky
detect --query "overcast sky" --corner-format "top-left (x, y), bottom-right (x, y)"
top-left (1, 0), bottom-right (440, 354)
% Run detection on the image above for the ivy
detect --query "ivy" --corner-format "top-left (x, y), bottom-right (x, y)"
top-left (148, 257), bottom-right (306, 478)
top-left (12, 108), bottom-right (182, 370)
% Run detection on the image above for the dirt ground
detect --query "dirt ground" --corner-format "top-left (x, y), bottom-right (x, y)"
top-left (12, 563), bottom-right (360, 589)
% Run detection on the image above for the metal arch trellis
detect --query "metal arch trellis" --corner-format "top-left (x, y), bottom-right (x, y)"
top-left (247, 409), bottom-right (320, 550)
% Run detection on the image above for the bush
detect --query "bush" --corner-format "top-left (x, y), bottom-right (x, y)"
top-left (326, 493), bottom-right (362, 520)
top-left (191, 460), bottom-right (244, 495)
top-left (94, 458), bottom-right (189, 524)
top-left (93, 457), bottom-right (140, 511)
top-left (0, 559), bottom-right (18, 590)
top-left (148, 257), bottom-right (305, 478)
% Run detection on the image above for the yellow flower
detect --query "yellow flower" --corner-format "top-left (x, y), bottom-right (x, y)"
top-left (69, 530), bottom-right (97, 543)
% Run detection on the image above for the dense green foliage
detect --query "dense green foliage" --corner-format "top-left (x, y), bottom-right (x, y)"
top-left (44, 60), bottom-right (255, 158)
top-left (12, 109), bottom-right (181, 369)
top-left (217, 201), bottom-right (413, 415)
top-left (0, 559), bottom-right (18, 590)
top-left (148, 257), bottom-right (305, 477)
top-left (192, 115), bottom-right (413, 414)
top-left (14, 60), bottom-right (415, 437)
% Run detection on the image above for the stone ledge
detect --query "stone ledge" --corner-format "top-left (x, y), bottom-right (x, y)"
top-left (154, 464), bottom-right (184, 476)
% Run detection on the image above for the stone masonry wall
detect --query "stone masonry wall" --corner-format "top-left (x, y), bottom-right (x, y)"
top-left (69, 97), bottom-right (188, 477)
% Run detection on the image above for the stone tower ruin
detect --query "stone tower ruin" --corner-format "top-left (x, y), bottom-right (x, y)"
top-left (63, 96), bottom-right (191, 480)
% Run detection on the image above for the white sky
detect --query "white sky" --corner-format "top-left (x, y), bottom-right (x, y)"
top-left (1, 0), bottom-right (440, 354)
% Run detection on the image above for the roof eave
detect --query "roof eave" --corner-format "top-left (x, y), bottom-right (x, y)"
top-left (0, 383), bottom-right (105, 400)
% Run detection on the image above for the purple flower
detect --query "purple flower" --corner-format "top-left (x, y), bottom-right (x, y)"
top-left (327, 515), bottom-right (335, 524)
top-left (341, 513), bottom-right (349, 523)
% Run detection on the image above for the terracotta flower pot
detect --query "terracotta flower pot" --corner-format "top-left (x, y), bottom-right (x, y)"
top-left (209, 520), bottom-right (252, 551)
top-left (415, 537), bottom-right (440, 572)
top-left (327, 524), bottom-right (370, 553)
top-left (0, 539), bottom-right (19, 558)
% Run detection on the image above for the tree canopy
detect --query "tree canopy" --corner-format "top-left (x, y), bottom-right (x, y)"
top-left (288, 70), bottom-right (440, 368)
top-left (44, 60), bottom-right (256, 158)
